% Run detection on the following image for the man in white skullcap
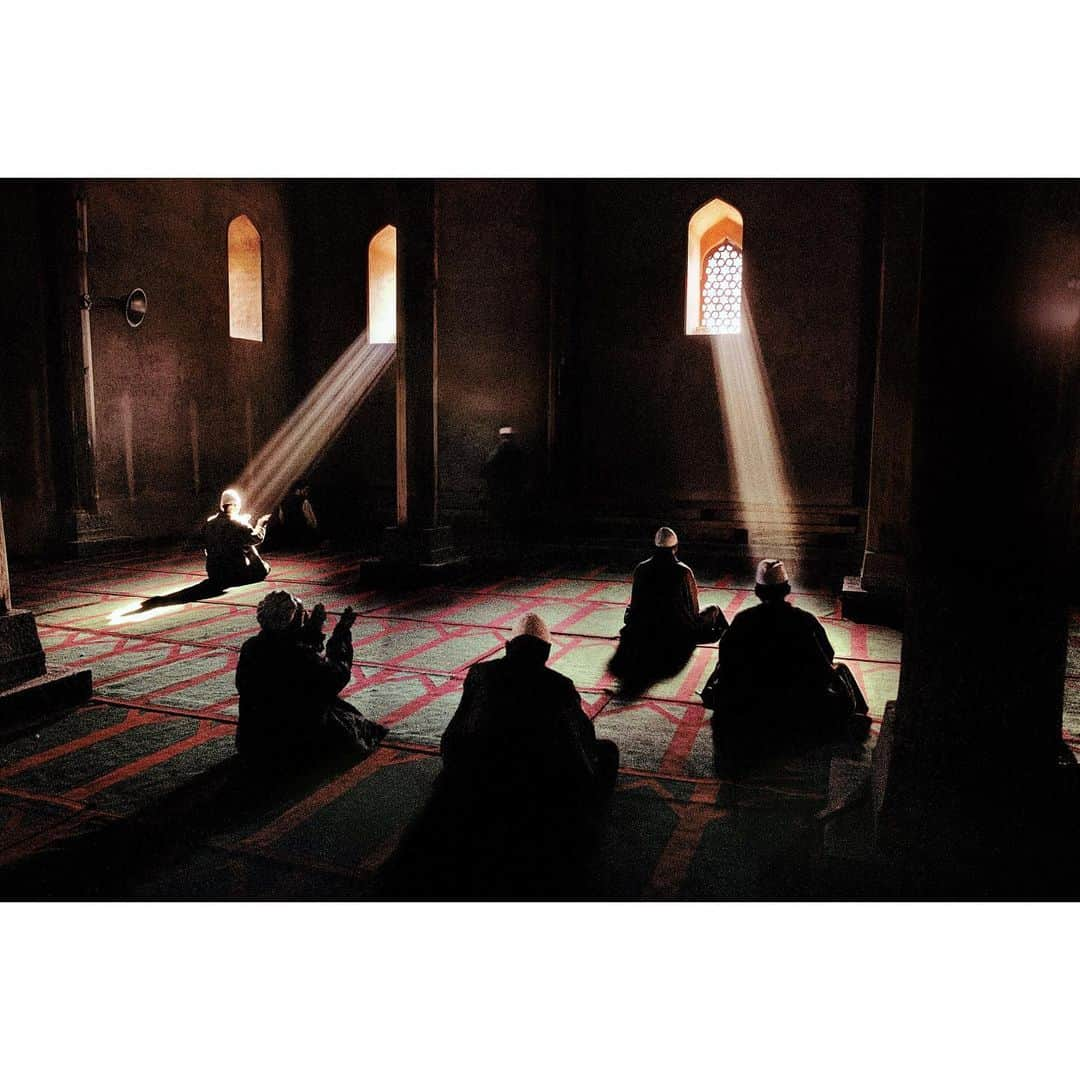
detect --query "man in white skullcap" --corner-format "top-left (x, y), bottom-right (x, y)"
top-left (234, 589), bottom-right (386, 770)
top-left (700, 559), bottom-right (868, 765)
top-left (203, 488), bottom-right (272, 589)
top-left (441, 611), bottom-right (619, 805)
top-left (608, 526), bottom-right (727, 695)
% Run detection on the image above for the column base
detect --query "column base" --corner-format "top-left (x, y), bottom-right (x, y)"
top-left (0, 609), bottom-right (92, 727)
top-left (381, 526), bottom-right (468, 575)
top-left (64, 509), bottom-right (134, 558)
top-left (0, 609), bottom-right (47, 689)
top-left (840, 574), bottom-right (904, 627)
top-left (0, 666), bottom-right (93, 727)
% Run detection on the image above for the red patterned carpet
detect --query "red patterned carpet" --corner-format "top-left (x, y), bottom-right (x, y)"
top-left (1, 544), bottom-right (1073, 898)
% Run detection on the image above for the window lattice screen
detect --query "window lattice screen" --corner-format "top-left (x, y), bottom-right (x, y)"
top-left (701, 241), bottom-right (742, 334)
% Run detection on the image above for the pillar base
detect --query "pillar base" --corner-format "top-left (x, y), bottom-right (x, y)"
top-left (64, 509), bottom-right (133, 559)
top-left (381, 526), bottom-right (468, 575)
top-left (0, 666), bottom-right (93, 727)
top-left (0, 609), bottom-right (47, 689)
top-left (0, 609), bottom-right (92, 727)
top-left (841, 575), bottom-right (904, 628)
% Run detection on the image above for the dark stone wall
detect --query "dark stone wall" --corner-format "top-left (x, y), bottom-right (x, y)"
top-left (83, 180), bottom-right (296, 537)
top-left (288, 180), bottom-right (399, 536)
top-left (436, 180), bottom-right (549, 515)
top-left (565, 180), bottom-right (875, 511)
top-left (2, 180), bottom-right (886, 558)
top-left (1, 180), bottom-right (298, 555)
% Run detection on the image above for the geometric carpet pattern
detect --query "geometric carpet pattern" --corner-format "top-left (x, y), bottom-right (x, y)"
top-left (2, 545), bottom-right (1075, 898)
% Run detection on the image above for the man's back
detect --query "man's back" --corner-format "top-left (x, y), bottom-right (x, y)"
top-left (442, 645), bottom-right (594, 795)
top-left (712, 601), bottom-right (833, 706)
top-left (235, 631), bottom-right (350, 756)
top-left (628, 552), bottom-right (697, 632)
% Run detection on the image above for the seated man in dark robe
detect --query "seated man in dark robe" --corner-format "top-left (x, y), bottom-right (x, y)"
top-left (700, 559), bottom-right (869, 770)
top-left (235, 590), bottom-right (386, 771)
top-left (441, 613), bottom-right (619, 808)
top-left (481, 426), bottom-right (528, 561)
top-left (399, 613), bottom-right (618, 896)
top-left (271, 482), bottom-right (320, 550)
top-left (607, 526), bottom-right (728, 696)
top-left (203, 488), bottom-right (272, 589)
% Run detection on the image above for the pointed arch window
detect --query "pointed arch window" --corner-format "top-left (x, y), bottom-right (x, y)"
top-left (686, 199), bottom-right (743, 335)
top-left (228, 214), bottom-right (263, 342)
top-left (368, 224), bottom-right (397, 344)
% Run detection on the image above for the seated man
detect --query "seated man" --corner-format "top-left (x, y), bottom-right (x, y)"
top-left (607, 526), bottom-right (727, 694)
top-left (271, 481), bottom-right (320, 550)
top-left (203, 488), bottom-right (272, 589)
top-left (700, 559), bottom-right (869, 765)
top-left (235, 590), bottom-right (386, 770)
top-left (441, 613), bottom-right (619, 808)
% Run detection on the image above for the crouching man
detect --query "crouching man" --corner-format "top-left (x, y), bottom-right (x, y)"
top-left (235, 590), bottom-right (386, 771)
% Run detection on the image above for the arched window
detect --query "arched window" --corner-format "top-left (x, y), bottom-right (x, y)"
top-left (368, 224), bottom-right (397, 344)
top-left (686, 198), bottom-right (743, 335)
top-left (228, 214), bottom-right (263, 342)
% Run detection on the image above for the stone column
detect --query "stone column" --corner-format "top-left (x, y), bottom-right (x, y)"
top-left (875, 181), bottom-right (1080, 868)
top-left (39, 183), bottom-right (121, 554)
top-left (382, 182), bottom-right (457, 568)
top-left (844, 183), bottom-right (923, 624)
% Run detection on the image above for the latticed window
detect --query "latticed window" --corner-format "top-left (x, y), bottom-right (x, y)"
top-left (701, 240), bottom-right (742, 334)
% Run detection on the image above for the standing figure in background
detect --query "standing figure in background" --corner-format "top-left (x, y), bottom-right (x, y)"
top-left (700, 559), bottom-right (869, 770)
top-left (272, 481), bottom-right (320, 550)
top-left (608, 527), bottom-right (727, 696)
top-left (235, 590), bottom-right (386, 771)
top-left (203, 488), bottom-right (271, 589)
top-left (482, 425), bottom-right (528, 560)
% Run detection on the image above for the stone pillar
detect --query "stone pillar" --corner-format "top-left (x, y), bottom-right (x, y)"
top-left (0, 500), bottom-right (10, 616)
top-left (39, 183), bottom-right (122, 555)
top-left (382, 182), bottom-right (457, 568)
top-left (0, 499), bottom-right (92, 723)
top-left (875, 181), bottom-right (1080, 867)
top-left (843, 183), bottom-right (923, 624)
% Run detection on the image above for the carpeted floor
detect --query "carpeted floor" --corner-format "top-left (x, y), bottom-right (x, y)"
top-left (1, 544), bottom-right (1076, 898)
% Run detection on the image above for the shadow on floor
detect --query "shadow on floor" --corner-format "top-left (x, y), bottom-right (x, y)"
top-left (0, 750), bottom-right (376, 899)
top-left (129, 580), bottom-right (229, 611)
top-left (374, 776), bottom-right (610, 900)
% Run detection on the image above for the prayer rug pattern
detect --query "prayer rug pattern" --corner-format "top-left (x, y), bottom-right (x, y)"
top-left (15, 544), bottom-right (1061, 898)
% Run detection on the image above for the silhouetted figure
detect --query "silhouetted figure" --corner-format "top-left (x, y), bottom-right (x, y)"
top-left (482, 425), bottom-right (528, 559)
top-left (272, 482), bottom-right (320, 550)
top-left (382, 615), bottom-right (617, 897)
top-left (443, 612), bottom-right (618, 803)
top-left (700, 559), bottom-right (869, 771)
top-left (235, 590), bottom-right (386, 772)
top-left (608, 527), bottom-right (727, 696)
top-left (203, 488), bottom-right (271, 588)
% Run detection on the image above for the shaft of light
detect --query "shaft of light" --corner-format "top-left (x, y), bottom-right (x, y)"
top-left (710, 300), bottom-right (796, 562)
top-left (233, 330), bottom-right (396, 514)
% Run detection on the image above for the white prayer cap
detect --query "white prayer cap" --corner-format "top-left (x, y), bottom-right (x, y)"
top-left (498, 426), bottom-right (514, 437)
top-left (654, 526), bottom-right (678, 549)
top-left (220, 488), bottom-right (242, 508)
top-left (257, 590), bottom-right (301, 632)
top-left (512, 612), bottom-right (552, 644)
top-left (756, 559), bottom-right (789, 586)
